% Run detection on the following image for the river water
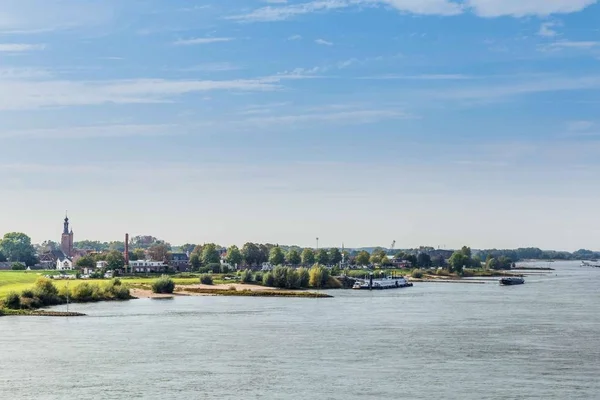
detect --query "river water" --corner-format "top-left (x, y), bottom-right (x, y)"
top-left (1, 261), bottom-right (599, 399)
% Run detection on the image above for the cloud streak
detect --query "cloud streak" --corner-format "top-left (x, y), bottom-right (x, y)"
top-left (0, 78), bottom-right (279, 110)
top-left (173, 37), bottom-right (235, 46)
top-left (229, 0), bottom-right (597, 22)
top-left (0, 43), bottom-right (45, 52)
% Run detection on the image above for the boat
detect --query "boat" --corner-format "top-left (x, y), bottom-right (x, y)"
top-left (352, 275), bottom-right (413, 290)
top-left (581, 261), bottom-right (600, 268)
top-left (499, 277), bottom-right (525, 286)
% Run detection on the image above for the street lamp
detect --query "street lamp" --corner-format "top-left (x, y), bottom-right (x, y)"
top-left (316, 237), bottom-right (319, 250)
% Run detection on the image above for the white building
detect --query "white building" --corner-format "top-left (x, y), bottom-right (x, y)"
top-left (96, 261), bottom-right (108, 269)
top-left (56, 256), bottom-right (74, 271)
top-left (129, 260), bottom-right (167, 273)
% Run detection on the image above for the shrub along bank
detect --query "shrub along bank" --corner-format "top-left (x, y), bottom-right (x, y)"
top-left (240, 265), bottom-right (341, 290)
top-left (0, 277), bottom-right (131, 311)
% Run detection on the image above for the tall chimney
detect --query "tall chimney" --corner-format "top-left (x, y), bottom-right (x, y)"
top-left (125, 233), bottom-right (129, 273)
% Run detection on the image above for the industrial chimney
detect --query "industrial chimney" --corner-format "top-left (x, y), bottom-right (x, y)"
top-left (125, 233), bottom-right (129, 273)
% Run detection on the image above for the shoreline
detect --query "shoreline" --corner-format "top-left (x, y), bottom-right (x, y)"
top-left (131, 283), bottom-right (332, 299)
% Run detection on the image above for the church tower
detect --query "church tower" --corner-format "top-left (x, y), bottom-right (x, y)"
top-left (60, 213), bottom-right (74, 258)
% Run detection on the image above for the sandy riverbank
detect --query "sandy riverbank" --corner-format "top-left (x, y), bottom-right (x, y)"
top-left (131, 283), bottom-right (299, 299)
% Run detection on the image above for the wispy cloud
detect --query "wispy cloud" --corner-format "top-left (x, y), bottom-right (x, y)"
top-left (538, 22), bottom-right (561, 37)
top-left (315, 38), bottom-right (333, 46)
top-left (173, 37), bottom-right (235, 46)
top-left (0, 0), bottom-right (114, 33)
top-left (229, 0), bottom-right (596, 22)
top-left (0, 43), bottom-right (45, 52)
top-left (467, 0), bottom-right (598, 17)
top-left (178, 62), bottom-right (241, 72)
top-left (288, 34), bottom-right (302, 40)
top-left (240, 108), bottom-right (411, 126)
top-left (550, 40), bottom-right (599, 49)
top-left (359, 74), bottom-right (472, 80)
top-left (429, 75), bottom-right (600, 102)
top-left (228, 0), bottom-right (463, 22)
top-left (0, 124), bottom-right (182, 139)
top-left (0, 78), bottom-right (278, 110)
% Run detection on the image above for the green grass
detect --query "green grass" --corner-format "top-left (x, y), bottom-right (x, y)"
top-left (0, 271), bottom-right (202, 299)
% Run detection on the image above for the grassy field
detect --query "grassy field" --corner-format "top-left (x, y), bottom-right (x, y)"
top-left (0, 271), bottom-right (202, 299)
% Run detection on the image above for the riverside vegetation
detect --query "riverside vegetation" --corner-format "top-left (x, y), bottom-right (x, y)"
top-left (0, 277), bottom-right (131, 314)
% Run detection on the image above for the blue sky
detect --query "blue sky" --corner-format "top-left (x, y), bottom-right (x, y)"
top-left (1, 0), bottom-right (600, 250)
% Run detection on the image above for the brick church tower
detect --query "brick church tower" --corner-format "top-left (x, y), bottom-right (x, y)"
top-left (61, 213), bottom-right (74, 258)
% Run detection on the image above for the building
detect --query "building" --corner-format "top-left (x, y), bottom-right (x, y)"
top-left (38, 214), bottom-right (77, 270)
top-left (61, 214), bottom-right (74, 258)
top-left (129, 260), bottom-right (168, 273)
top-left (170, 253), bottom-right (190, 272)
top-left (56, 252), bottom-right (74, 271)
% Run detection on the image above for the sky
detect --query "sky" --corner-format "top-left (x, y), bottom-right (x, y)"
top-left (1, 0), bottom-right (600, 251)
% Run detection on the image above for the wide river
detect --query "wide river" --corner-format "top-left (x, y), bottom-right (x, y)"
top-left (1, 261), bottom-right (599, 399)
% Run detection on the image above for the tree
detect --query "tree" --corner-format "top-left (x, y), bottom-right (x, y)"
top-left (370, 250), bottom-right (386, 265)
top-left (286, 249), bottom-right (301, 266)
top-left (131, 248), bottom-right (146, 261)
top-left (11, 262), bottom-right (26, 271)
top-left (356, 251), bottom-right (371, 266)
top-left (309, 265), bottom-right (330, 288)
top-left (242, 243), bottom-right (262, 267)
top-left (449, 251), bottom-right (469, 274)
top-left (471, 255), bottom-right (483, 268)
top-left (201, 243), bottom-right (221, 265)
top-left (225, 245), bottom-right (243, 267)
top-left (148, 243), bottom-right (170, 263)
top-left (269, 246), bottom-right (286, 266)
top-left (0, 232), bottom-right (37, 266)
top-left (301, 248), bottom-right (315, 266)
top-left (74, 240), bottom-right (109, 251)
top-left (105, 250), bottom-right (125, 271)
top-left (190, 253), bottom-right (201, 270)
top-left (76, 255), bottom-right (96, 270)
top-left (329, 248), bottom-right (343, 266)
top-left (41, 240), bottom-right (59, 251)
top-left (405, 254), bottom-right (418, 267)
top-left (258, 244), bottom-right (272, 264)
top-left (316, 249), bottom-right (329, 265)
top-left (432, 255), bottom-right (445, 268)
top-left (460, 246), bottom-right (472, 259)
top-left (417, 253), bottom-right (432, 268)
top-left (179, 243), bottom-right (196, 254)
top-left (0, 251), bottom-right (6, 262)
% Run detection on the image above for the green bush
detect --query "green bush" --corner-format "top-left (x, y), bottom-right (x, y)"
top-left (240, 269), bottom-right (253, 283)
top-left (20, 296), bottom-right (42, 310)
top-left (254, 272), bottom-right (263, 283)
top-left (33, 277), bottom-right (60, 306)
top-left (272, 266), bottom-right (288, 288)
top-left (200, 274), bottom-right (213, 285)
top-left (285, 268), bottom-right (300, 289)
top-left (411, 270), bottom-right (424, 279)
top-left (208, 263), bottom-right (221, 274)
top-left (4, 292), bottom-right (21, 309)
top-left (297, 268), bottom-right (310, 288)
top-left (198, 266), bottom-right (211, 274)
top-left (262, 272), bottom-right (274, 287)
top-left (309, 265), bottom-right (330, 288)
top-left (11, 262), bottom-right (26, 271)
top-left (152, 276), bottom-right (175, 294)
top-left (71, 283), bottom-right (96, 302)
top-left (21, 289), bottom-right (35, 299)
top-left (326, 276), bottom-right (342, 289)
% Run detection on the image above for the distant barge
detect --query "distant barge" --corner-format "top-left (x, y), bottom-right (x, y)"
top-left (353, 275), bottom-right (413, 290)
top-left (499, 277), bottom-right (525, 286)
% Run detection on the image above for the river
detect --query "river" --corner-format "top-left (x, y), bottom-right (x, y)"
top-left (1, 261), bottom-right (599, 399)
